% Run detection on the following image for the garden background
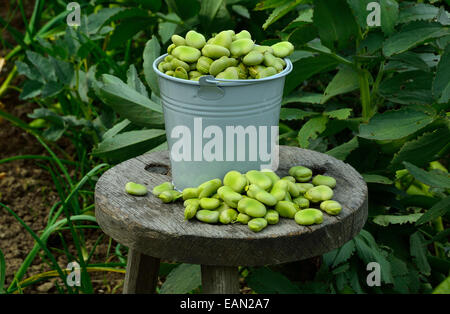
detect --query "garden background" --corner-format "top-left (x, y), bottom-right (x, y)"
top-left (0, 0), bottom-right (449, 294)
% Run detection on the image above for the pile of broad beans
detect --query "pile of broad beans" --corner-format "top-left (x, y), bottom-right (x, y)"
top-left (129, 166), bottom-right (343, 233)
top-left (156, 29), bottom-right (294, 80)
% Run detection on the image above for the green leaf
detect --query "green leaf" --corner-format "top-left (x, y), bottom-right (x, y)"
top-left (324, 108), bottom-right (353, 120)
top-left (287, 24), bottom-right (318, 46)
top-left (86, 7), bottom-right (124, 34)
top-left (346, 0), bottom-right (372, 29)
top-left (326, 137), bottom-right (358, 161)
top-left (136, 0), bottom-right (162, 11)
top-left (389, 51), bottom-right (430, 73)
top-left (362, 174), bottom-right (393, 184)
top-left (410, 231), bottom-right (431, 276)
top-left (262, 0), bottom-right (304, 30)
top-left (380, 0), bottom-right (399, 35)
top-left (20, 80), bottom-right (43, 99)
top-left (284, 55), bottom-right (339, 95)
top-left (42, 124), bottom-right (66, 141)
top-left (358, 108), bottom-right (434, 141)
top-left (391, 128), bottom-right (450, 169)
top-left (404, 162), bottom-right (450, 189)
top-left (102, 119), bottom-right (132, 140)
top-left (283, 7), bottom-right (313, 31)
top-left (160, 264), bottom-right (201, 294)
top-left (15, 60), bottom-right (43, 82)
top-left (331, 240), bottom-right (356, 268)
top-left (108, 18), bottom-right (151, 49)
top-left (313, 0), bottom-right (359, 50)
top-left (415, 196), bottom-right (450, 226)
top-left (383, 22), bottom-right (450, 57)
top-left (92, 129), bottom-right (166, 162)
top-left (433, 44), bottom-right (450, 104)
top-left (26, 51), bottom-right (56, 82)
top-left (97, 74), bottom-right (163, 128)
top-left (354, 230), bottom-right (393, 284)
top-left (28, 108), bottom-right (65, 127)
top-left (433, 276), bottom-right (450, 294)
top-left (322, 66), bottom-right (359, 103)
top-left (199, 0), bottom-right (223, 27)
top-left (166, 0), bottom-right (200, 20)
top-left (297, 115), bottom-right (328, 148)
top-left (373, 213), bottom-right (422, 227)
top-left (378, 70), bottom-right (434, 105)
top-left (397, 3), bottom-right (440, 24)
top-left (143, 36), bottom-right (161, 97)
top-left (255, 0), bottom-right (288, 10)
top-left (231, 5), bottom-right (250, 19)
top-left (127, 64), bottom-right (148, 98)
top-left (158, 13), bottom-right (181, 44)
top-left (41, 81), bottom-right (64, 98)
top-left (246, 267), bottom-right (300, 293)
top-left (279, 108), bottom-right (318, 121)
top-left (282, 92), bottom-right (323, 105)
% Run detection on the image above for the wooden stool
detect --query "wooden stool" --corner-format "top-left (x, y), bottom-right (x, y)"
top-left (95, 146), bottom-right (368, 294)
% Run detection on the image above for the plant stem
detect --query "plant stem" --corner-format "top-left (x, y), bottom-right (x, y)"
top-left (0, 66), bottom-right (17, 98)
top-left (358, 66), bottom-right (372, 121)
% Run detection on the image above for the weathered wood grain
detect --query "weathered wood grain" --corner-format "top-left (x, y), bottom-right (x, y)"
top-left (95, 146), bottom-right (368, 266)
top-left (123, 249), bottom-right (160, 294)
top-left (201, 265), bottom-right (240, 294)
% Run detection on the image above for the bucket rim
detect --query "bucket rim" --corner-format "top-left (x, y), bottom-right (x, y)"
top-left (153, 53), bottom-right (293, 86)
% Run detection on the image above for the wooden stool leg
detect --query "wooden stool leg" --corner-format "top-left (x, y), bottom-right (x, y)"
top-left (201, 265), bottom-right (240, 294)
top-left (123, 249), bottom-right (160, 294)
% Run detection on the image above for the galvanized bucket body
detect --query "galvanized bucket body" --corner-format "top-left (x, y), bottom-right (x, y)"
top-left (153, 54), bottom-right (293, 190)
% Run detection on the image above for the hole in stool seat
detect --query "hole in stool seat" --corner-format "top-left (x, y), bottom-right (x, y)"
top-left (145, 163), bottom-right (170, 175)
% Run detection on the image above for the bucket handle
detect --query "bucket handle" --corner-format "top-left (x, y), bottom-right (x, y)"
top-left (197, 76), bottom-right (226, 100)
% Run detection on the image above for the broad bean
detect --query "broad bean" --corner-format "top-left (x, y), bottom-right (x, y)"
top-left (294, 208), bottom-right (323, 225)
top-left (223, 170), bottom-right (248, 193)
top-left (200, 197), bottom-right (221, 210)
top-left (184, 199), bottom-right (200, 220)
top-left (217, 186), bottom-right (243, 208)
top-left (246, 170), bottom-right (272, 190)
top-left (312, 175), bottom-right (336, 188)
top-left (275, 201), bottom-right (298, 218)
top-left (233, 30), bottom-right (251, 41)
top-left (182, 187), bottom-right (199, 200)
top-left (212, 31), bottom-right (233, 49)
top-left (236, 213), bottom-right (251, 224)
top-left (237, 197), bottom-right (267, 217)
top-left (270, 179), bottom-right (288, 201)
top-left (293, 196), bottom-right (310, 209)
top-left (125, 182), bottom-right (148, 196)
top-left (202, 44), bottom-right (231, 59)
top-left (196, 56), bottom-right (214, 74)
top-left (170, 58), bottom-right (190, 72)
top-left (256, 66), bottom-right (277, 79)
top-left (289, 166), bottom-right (312, 182)
top-left (172, 46), bottom-right (201, 63)
top-left (248, 65), bottom-right (266, 78)
top-left (196, 210), bottom-right (219, 224)
top-left (261, 169), bottom-right (280, 185)
top-left (320, 200), bottom-right (342, 215)
top-left (248, 218), bottom-right (268, 232)
top-left (216, 67), bottom-right (239, 80)
top-left (271, 41), bottom-right (294, 58)
top-left (185, 30), bottom-right (206, 49)
top-left (304, 185), bottom-right (334, 203)
top-left (189, 71), bottom-right (202, 80)
top-left (219, 208), bottom-right (238, 224)
top-left (171, 34), bottom-right (186, 46)
top-left (265, 209), bottom-right (279, 225)
top-left (174, 67), bottom-right (188, 79)
top-left (198, 178), bottom-right (222, 198)
top-left (253, 45), bottom-right (274, 54)
top-left (263, 52), bottom-right (283, 72)
top-left (152, 182), bottom-right (174, 196)
top-left (246, 184), bottom-right (278, 206)
top-left (159, 190), bottom-right (182, 203)
top-left (296, 183), bottom-right (314, 194)
top-left (230, 39), bottom-right (254, 57)
top-left (243, 51), bottom-right (264, 66)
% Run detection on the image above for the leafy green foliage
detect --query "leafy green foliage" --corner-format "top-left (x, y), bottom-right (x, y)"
top-left (160, 264), bottom-right (201, 294)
